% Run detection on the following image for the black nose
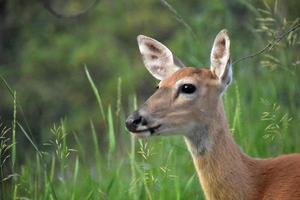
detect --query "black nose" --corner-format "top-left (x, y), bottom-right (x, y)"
top-left (125, 111), bottom-right (148, 132)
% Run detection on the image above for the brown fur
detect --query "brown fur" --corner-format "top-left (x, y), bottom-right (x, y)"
top-left (157, 67), bottom-right (300, 199)
top-left (160, 67), bottom-right (216, 87)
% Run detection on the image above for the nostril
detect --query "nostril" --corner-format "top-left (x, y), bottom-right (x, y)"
top-left (141, 117), bottom-right (148, 126)
top-left (132, 116), bottom-right (142, 125)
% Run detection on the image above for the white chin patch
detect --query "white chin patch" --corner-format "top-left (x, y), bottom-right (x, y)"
top-left (130, 131), bottom-right (151, 138)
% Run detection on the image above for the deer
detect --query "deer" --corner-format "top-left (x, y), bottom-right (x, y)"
top-left (125, 29), bottom-right (300, 200)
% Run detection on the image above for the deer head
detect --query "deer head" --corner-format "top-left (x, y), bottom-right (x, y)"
top-left (125, 30), bottom-right (232, 139)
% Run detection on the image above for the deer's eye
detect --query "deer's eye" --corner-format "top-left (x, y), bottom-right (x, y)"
top-left (180, 84), bottom-right (196, 94)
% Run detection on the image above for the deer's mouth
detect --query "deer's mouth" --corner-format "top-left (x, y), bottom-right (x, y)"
top-left (130, 124), bottom-right (161, 136)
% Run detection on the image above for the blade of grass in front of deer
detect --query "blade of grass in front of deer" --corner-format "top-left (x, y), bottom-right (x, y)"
top-left (129, 95), bottom-right (138, 200)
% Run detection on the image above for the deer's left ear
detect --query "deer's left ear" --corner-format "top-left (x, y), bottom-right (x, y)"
top-left (210, 29), bottom-right (232, 87)
top-left (137, 35), bottom-right (185, 80)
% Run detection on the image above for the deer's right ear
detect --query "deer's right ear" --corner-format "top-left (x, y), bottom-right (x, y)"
top-left (210, 30), bottom-right (232, 87)
top-left (137, 35), bottom-right (185, 80)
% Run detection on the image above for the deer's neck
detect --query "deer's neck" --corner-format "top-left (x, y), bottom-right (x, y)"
top-left (184, 102), bottom-right (257, 200)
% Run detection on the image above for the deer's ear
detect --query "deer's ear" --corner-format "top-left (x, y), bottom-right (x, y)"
top-left (210, 29), bottom-right (232, 86)
top-left (137, 35), bottom-right (185, 80)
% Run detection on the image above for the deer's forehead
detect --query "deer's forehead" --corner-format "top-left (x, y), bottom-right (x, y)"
top-left (160, 67), bottom-right (215, 87)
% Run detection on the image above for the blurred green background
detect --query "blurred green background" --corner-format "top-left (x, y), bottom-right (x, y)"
top-left (0, 0), bottom-right (299, 199)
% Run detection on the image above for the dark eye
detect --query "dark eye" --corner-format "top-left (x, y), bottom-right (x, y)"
top-left (180, 84), bottom-right (196, 94)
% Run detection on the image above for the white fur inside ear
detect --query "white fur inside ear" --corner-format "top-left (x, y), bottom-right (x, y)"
top-left (137, 35), bottom-right (182, 80)
top-left (210, 29), bottom-right (231, 85)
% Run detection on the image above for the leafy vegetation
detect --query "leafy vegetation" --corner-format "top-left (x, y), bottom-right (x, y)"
top-left (1, 0), bottom-right (300, 199)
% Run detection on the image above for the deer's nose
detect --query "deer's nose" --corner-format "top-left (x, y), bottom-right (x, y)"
top-left (125, 111), bottom-right (148, 132)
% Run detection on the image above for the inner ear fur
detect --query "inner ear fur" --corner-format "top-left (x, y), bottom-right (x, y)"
top-left (137, 35), bottom-right (185, 80)
top-left (210, 29), bottom-right (232, 86)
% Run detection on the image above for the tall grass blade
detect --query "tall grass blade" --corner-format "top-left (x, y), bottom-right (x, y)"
top-left (160, 0), bottom-right (198, 40)
top-left (12, 91), bottom-right (17, 169)
top-left (116, 77), bottom-right (122, 118)
top-left (71, 156), bottom-right (79, 200)
top-left (0, 74), bottom-right (14, 96)
top-left (84, 65), bottom-right (106, 121)
top-left (232, 84), bottom-right (241, 136)
top-left (35, 153), bottom-right (41, 199)
top-left (84, 190), bottom-right (94, 200)
top-left (107, 106), bottom-right (116, 155)
top-left (17, 122), bottom-right (41, 156)
top-left (129, 95), bottom-right (138, 200)
top-left (183, 174), bottom-right (196, 195)
top-left (175, 176), bottom-right (181, 200)
top-left (47, 173), bottom-right (58, 200)
top-left (73, 132), bottom-right (86, 161)
top-left (106, 175), bottom-right (116, 195)
top-left (1, 74), bottom-right (36, 149)
top-left (50, 155), bottom-right (56, 182)
top-left (90, 120), bottom-right (101, 174)
top-left (13, 184), bottom-right (18, 200)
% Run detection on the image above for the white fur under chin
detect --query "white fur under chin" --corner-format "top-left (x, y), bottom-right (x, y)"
top-left (130, 131), bottom-right (151, 138)
top-left (184, 124), bottom-right (211, 156)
